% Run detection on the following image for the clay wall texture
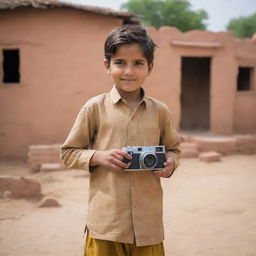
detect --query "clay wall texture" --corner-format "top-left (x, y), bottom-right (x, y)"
top-left (233, 39), bottom-right (256, 133)
top-left (0, 8), bottom-right (256, 160)
top-left (0, 7), bottom-right (122, 159)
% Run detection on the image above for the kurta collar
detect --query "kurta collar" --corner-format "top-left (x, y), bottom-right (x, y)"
top-left (109, 86), bottom-right (148, 105)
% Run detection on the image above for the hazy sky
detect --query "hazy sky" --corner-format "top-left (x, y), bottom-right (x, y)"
top-left (64, 0), bottom-right (256, 31)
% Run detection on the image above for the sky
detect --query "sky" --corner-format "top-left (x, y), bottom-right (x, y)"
top-left (63, 0), bottom-right (256, 31)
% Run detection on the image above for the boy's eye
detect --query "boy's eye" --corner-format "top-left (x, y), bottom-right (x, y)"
top-left (135, 61), bottom-right (144, 66)
top-left (114, 60), bottom-right (125, 65)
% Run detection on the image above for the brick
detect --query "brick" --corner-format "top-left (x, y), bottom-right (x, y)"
top-left (28, 155), bottom-right (61, 164)
top-left (28, 144), bottom-right (61, 153)
top-left (199, 151), bottom-right (221, 162)
top-left (27, 144), bottom-right (62, 173)
top-left (181, 149), bottom-right (199, 158)
top-left (28, 151), bottom-right (59, 158)
top-left (191, 137), bottom-right (236, 155)
top-left (40, 163), bottom-right (65, 172)
top-left (39, 197), bottom-right (61, 207)
top-left (235, 135), bottom-right (256, 154)
top-left (0, 176), bottom-right (42, 198)
top-left (180, 134), bottom-right (192, 142)
top-left (180, 142), bottom-right (199, 158)
top-left (180, 142), bottom-right (198, 149)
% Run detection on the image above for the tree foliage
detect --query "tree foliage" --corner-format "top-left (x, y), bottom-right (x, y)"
top-left (121, 0), bottom-right (208, 31)
top-left (226, 12), bottom-right (256, 38)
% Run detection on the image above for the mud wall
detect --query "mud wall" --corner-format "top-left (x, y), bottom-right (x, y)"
top-left (1, 11), bottom-right (256, 160)
top-left (0, 8), bottom-right (122, 159)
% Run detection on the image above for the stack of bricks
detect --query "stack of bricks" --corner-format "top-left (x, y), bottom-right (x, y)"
top-left (27, 144), bottom-right (64, 172)
top-left (234, 135), bottom-right (256, 155)
top-left (190, 136), bottom-right (237, 155)
top-left (189, 135), bottom-right (256, 156)
top-left (180, 142), bottom-right (199, 158)
top-left (179, 133), bottom-right (256, 162)
top-left (198, 151), bottom-right (221, 162)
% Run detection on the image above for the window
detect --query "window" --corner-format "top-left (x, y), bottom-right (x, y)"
top-left (237, 67), bottom-right (254, 91)
top-left (2, 49), bottom-right (20, 83)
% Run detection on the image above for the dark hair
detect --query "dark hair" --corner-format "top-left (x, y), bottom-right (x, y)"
top-left (104, 25), bottom-right (157, 68)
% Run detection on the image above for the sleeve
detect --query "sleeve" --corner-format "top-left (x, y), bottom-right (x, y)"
top-left (60, 103), bottom-right (97, 171)
top-left (159, 105), bottom-right (181, 173)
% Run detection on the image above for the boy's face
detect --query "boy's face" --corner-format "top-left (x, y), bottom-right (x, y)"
top-left (104, 44), bottom-right (151, 94)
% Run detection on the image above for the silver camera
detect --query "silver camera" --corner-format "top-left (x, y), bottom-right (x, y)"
top-left (122, 145), bottom-right (166, 171)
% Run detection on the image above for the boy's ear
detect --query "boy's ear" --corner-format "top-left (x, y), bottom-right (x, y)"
top-left (104, 59), bottom-right (111, 74)
top-left (148, 63), bottom-right (153, 75)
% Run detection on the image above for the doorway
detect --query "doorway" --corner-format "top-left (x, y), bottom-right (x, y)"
top-left (180, 57), bottom-right (211, 131)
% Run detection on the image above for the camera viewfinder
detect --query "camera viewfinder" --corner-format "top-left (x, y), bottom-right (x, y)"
top-left (156, 147), bottom-right (163, 152)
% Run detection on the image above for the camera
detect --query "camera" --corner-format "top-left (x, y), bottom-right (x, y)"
top-left (122, 145), bottom-right (166, 171)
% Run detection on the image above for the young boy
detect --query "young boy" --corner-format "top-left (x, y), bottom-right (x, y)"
top-left (61, 24), bottom-right (180, 256)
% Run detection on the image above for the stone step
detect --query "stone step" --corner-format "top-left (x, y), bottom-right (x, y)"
top-left (28, 144), bottom-right (61, 155)
top-left (180, 142), bottom-right (199, 158)
top-left (234, 135), bottom-right (256, 154)
top-left (27, 144), bottom-right (62, 172)
top-left (40, 163), bottom-right (67, 172)
top-left (28, 155), bottom-right (61, 164)
top-left (190, 137), bottom-right (237, 155)
top-left (199, 151), bottom-right (221, 162)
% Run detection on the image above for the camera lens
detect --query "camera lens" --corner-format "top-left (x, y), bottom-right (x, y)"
top-left (143, 154), bottom-right (157, 168)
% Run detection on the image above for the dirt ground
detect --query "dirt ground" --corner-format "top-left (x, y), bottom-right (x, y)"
top-left (0, 155), bottom-right (256, 256)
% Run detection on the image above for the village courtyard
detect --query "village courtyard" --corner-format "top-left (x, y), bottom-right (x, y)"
top-left (0, 1), bottom-right (256, 255)
top-left (0, 154), bottom-right (256, 256)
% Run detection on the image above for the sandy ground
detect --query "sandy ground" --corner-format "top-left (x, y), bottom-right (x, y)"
top-left (0, 155), bottom-right (256, 256)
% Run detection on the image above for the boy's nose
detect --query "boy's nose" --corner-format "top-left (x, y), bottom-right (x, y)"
top-left (124, 65), bottom-right (134, 74)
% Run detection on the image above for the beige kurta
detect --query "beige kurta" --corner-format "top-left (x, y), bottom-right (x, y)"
top-left (61, 86), bottom-right (180, 246)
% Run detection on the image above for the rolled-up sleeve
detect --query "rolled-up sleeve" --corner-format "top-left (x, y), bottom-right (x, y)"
top-left (60, 103), bottom-right (97, 171)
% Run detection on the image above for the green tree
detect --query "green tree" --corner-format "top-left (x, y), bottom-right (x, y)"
top-left (226, 12), bottom-right (256, 38)
top-left (121, 0), bottom-right (208, 31)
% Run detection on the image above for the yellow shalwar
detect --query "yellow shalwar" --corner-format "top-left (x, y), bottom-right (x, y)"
top-left (84, 232), bottom-right (165, 256)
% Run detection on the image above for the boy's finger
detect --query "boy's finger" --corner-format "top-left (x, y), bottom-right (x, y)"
top-left (109, 162), bottom-right (123, 171)
top-left (114, 153), bottom-right (125, 161)
top-left (153, 171), bottom-right (160, 176)
top-left (112, 158), bottom-right (130, 169)
top-left (154, 168), bottom-right (171, 178)
top-left (117, 150), bottom-right (133, 160)
top-left (164, 158), bottom-right (173, 166)
top-left (154, 170), bottom-right (164, 175)
top-left (154, 171), bottom-right (165, 178)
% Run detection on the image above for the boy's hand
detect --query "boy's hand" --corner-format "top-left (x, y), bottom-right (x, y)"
top-left (154, 157), bottom-right (175, 178)
top-left (90, 149), bottom-right (132, 171)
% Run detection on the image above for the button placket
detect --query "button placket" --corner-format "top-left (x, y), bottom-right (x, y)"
top-left (127, 118), bottom-right (136, 145)
top-left (127, 105), bottom-right (142, 145)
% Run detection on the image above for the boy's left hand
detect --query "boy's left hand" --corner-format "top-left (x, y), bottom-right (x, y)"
top-left (154, 157), bottom-right (175, 178)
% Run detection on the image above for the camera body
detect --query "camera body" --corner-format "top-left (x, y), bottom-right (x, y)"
top-left (122, 145), bottom-right (166, 171)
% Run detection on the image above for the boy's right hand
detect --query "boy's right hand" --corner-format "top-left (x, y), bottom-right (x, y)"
top-left (90, 149), bottom-right (132, 171)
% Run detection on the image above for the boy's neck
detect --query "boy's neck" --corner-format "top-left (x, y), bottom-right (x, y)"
top-left (116, 87), bottom-right (142, 107)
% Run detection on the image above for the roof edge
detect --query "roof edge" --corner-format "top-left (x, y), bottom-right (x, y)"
top-left (0, 0), bottom-right (139, 23)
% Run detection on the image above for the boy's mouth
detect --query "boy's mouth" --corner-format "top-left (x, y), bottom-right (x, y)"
top-left (121, 78), bottom-right (136, 82)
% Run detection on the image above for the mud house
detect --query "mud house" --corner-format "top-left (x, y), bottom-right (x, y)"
top-left (0, 0), bottom-right (137, 160)
top-left (0, 0), bottom-right (256, 160)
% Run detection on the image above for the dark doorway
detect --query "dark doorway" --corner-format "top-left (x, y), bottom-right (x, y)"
top-left (3, 49), bottom-right (20, 83)
top-left (180, 57), bottom-right (211, 131)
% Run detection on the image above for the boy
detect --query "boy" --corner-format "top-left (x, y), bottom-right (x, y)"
top-left (61, 25), bottom-right (180, 256)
